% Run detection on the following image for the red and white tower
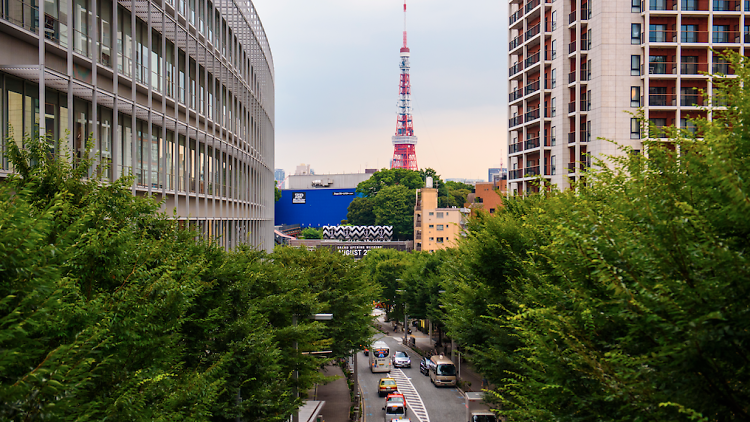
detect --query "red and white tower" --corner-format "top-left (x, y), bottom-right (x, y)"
top-left (391, 0), bottom-right (418, 171)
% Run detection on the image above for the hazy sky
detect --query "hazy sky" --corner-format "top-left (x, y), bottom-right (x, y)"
top-left (252, 0), bottom-right (508, 181)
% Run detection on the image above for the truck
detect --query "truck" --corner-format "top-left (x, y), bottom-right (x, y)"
top-left (465, 392), bottom-right (498, 422)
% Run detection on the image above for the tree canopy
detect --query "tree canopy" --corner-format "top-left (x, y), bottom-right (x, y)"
top-left (361, 51), bottom-right (750, 422)
top-left (0, 135), bottom-right (378, 421)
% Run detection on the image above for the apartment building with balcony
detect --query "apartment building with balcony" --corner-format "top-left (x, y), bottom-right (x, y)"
top-left (0, 0), bottom-right (276, 250)
top-left (507, 0), bottom-right (744, 193)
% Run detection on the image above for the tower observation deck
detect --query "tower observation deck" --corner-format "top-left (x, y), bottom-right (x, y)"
top-left (391, 0), bottom-right (418, 171)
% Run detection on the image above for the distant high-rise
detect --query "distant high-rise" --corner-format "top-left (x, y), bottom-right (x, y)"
top-left (275, 169), bottom-right (286, 188)
top-left (507, 0), bottom-right (739, 194)
top-left (391, 0), bottom-right (419, 171)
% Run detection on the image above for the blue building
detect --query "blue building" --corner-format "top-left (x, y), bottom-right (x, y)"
top-left (275, 188), bottom-right (360, 228)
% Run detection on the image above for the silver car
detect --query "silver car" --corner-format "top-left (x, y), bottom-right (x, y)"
top-left (392, 351), bottom-right (411, 368)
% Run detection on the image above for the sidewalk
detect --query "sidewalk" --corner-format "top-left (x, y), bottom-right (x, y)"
top-left (306, 364), bottom-right (352, 422)
top-left (375, 314), bottom-right (487, 393)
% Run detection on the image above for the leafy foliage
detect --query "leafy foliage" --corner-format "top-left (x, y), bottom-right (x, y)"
top-left (0, 134), bottom-right (376, 421)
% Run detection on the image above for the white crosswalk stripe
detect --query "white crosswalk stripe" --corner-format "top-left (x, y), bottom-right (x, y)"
top-left (391, 368), bottom-right (430, 422)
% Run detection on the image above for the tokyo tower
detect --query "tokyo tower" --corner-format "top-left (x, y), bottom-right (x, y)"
top-left (391, 0), bottom-right (418, 171)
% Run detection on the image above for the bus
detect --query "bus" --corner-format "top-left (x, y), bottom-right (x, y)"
top-left (369, 340), bottom-right (392, 373)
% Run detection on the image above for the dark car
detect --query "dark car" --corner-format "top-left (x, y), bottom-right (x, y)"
top-left (419, 357), bottom-right (430, 375)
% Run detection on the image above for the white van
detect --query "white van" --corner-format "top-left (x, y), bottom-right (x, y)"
top-left (429, 354), bottom-right (457, 387)
top-left (383, 402), bottom-right (407, 421)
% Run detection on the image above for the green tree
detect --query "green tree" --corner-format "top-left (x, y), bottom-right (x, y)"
top-left (300, 227), bottom-right (323, 239)
top-left (372, 184), bottom-right (416, 240)
top-left (275, 185), bottom-right (282, 202)
top-left (346, 196), bottom-right (376, 226)
top-left (356, 168), bottom-right (423, 198)
top-left (443, 51), bottom-right (750, 422)
top-left (445, 180), bottom-right (474, 207)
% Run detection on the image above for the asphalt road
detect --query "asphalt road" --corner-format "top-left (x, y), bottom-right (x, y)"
top-left (358, 332), bottom-right (466, 422)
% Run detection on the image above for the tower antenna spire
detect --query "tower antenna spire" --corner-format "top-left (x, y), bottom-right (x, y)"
top-left (403, 0), bottom-right (408, 49)
top-left (391, 0), bottom-right (418, 170)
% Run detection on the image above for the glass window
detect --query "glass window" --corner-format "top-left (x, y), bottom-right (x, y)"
top-left (437, 224), bottom-right (444, 231)
top-left (632, 23), bottom-right (642, 44)
top-left (551, 155), bottom-right (556, 175)
top-left (551, 97), bottom-right (556, 117)
top-left (6, 78), bottom-right (24, 171)
top-left (98, 106), bottom-right (113, 181)
top-left (436, 212), bottom-right (444, 218)
top-left (551, 126), bottom-right (556, 145)
top-left (712, 24), bottom-right (730, 43)
top-left (630, 117), bottom-right (640, 139)
top-left (99, 0), bottom-right (112, 66)
top-left (631, 55), bottom-right (641, 75)
top-left (117, 6), bottom-right (132, 76)
top-left (118, 113), bottom-right (132, 180)
top-left (633, 0), bottom-right (642, 12)
top-left (551, 40), bottom-right (557, 59)
top-left (681, 24), bottom-right (699, 42)
top-left (551, 11), bottom-right (557, 30)
top-left (649, 24), bottom-right (667, 42)
top-left (631, 86), bottom-right (641, 107)
top-left (551, 68), bottom-right (557, 88)
top-left (74, 0), bottom-right (90, 57)
top-left (436, 237), bottom-right (444, 243)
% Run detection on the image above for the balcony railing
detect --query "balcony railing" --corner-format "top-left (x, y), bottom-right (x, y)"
top-left (509, 35), bottom-right (523, 50)
top-left (509, 62), bottom-right (524, 76)
top-left (568, 70), bottom-right (577, 83)
top-left (509, 142), bottom-right (524, 154)
top-left (581, 37), bottom-right (591, 50)
top-left (526, 166), bottom-right (541, 177)
top-left (510, 88), bottom-right (524, 102)
top-left (648, 30), bottom-right (676, 43)
top-left (712, 62), bottom-right (734, 74)
top-left (712, 30), bottom-right (741, 43)
top-left (648, 0), bottom-right (677, 10)
top-left (525, 52), bottom-right (541, 68)
top-left (681, 31), bottom-right (709, 43)
top-left (525, 80), bottom-right (541, 95)
top-left (680, 62), bottom-right (709, 74)
top-left (509, 116), bottom-right (524, 127)
top-left (545, 49), bottom-right (557, 60)
top-left (569, 41), bottom-right (577, 54)
top-left (509, 169), bottom-right (523, 180)
top-left (568, 101), bottom-right (576, 113)
top-left (509, 9), bottom-right (525, 25)
top-left (649, 61), bottom-right (677, 74)
top-left (680, 94), bottom-right (703, 106)
top-left (682, 0), bottom-right (708, 10)
top-left (525, 137), bottom-right (541, 149)
top-left (580, 100), bottom-right (590, 111)
top-left (649, 93), bottom-right (676, 106)
top-left (525, 0), bottom-right (541, 13)
top-left (712, 0), bottom-right (741, 10)
top-left (525, 24), bottom-right (541, 41)
top-left (569, 10), bottom-right (577, 23)
top-left (581, 69), bottom-right (590, 81)
top-left (525, 108), bottom-right (541, 122)
top-left (568, 132), bottom-right (576, 144)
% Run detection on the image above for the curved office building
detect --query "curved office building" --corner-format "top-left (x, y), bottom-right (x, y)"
top-left (0, 0), bottom-right (275, 251)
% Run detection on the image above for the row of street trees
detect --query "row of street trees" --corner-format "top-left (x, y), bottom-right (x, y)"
top-left (0, 136), bottom-right (378, 421)
top-left (361, 52), bottom-right (750, 421)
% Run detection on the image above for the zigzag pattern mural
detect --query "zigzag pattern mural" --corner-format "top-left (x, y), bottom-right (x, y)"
top-left (322, 226), bottom-right (394, 241)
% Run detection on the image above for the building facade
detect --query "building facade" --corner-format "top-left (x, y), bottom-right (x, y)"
top-left (0, 0), bottom-right (275, 251)
top-left (508, 0), bottom-right (743, 193)
top-left (414, 179), bottom-right (468, 253)
top-left (465, 180), bottom-right (507, 216)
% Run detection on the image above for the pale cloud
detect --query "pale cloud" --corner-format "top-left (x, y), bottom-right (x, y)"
top-left (253, 0), bottom-right (508, 180)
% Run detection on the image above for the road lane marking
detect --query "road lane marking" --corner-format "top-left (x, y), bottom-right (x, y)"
top-left (391, 368), bottom-right (430, 422)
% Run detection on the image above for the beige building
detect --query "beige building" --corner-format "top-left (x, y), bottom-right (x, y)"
top-left (508, 0), bottom-right (744, 193)
top-left (414, 178), bottom-right (469, 252)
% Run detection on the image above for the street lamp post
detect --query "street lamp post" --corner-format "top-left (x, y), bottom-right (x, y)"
top-left (293, 313), bottom-right (333, 422)
top-left (395, 287), bottom-right (408, 345)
